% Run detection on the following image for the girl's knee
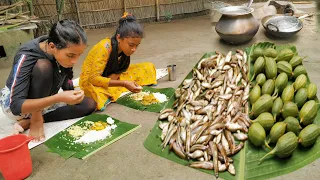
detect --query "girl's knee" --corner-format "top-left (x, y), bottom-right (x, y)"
top-left (84, 97), bottom-right (97, 114)
top-left (32, 59), bottom-right (53, 79)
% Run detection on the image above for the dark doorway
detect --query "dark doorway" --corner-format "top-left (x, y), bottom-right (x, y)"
top-left (0, 46), bottom-right (7, 58)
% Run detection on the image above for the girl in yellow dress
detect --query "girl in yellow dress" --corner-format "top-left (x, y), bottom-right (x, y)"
top-left (80, 13), bottom-right (157, 110)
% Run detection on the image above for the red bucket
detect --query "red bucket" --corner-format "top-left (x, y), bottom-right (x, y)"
top-left (0, 134), bottom-right (33, 180)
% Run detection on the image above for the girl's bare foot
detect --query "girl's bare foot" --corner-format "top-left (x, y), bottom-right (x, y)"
top-left (11, 119), bottom-right (30, 135)
top-left (29, 112), bottom-right (45, 142)
top-left (12, 123), bottom-right (24, 134)
top-left (17, 119), bottom-right (31, 130)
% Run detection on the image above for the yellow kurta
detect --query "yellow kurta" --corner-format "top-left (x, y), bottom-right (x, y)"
top-left (80, 38), bottom-right (157, 110)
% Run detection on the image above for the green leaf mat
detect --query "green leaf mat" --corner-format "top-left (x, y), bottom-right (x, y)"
top-left (144, 44), bottom-right (320, 180)
top-left (45, 114), bottom-right (141, 159)
top-left (116, 86), bottom-right (175, 113)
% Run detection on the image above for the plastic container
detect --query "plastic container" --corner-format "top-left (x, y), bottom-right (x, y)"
top-left (0, 134), bottom-right (33, 180)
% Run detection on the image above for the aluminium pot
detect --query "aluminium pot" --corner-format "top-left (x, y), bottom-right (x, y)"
top-left (215, 6), bottom-right (259, 44)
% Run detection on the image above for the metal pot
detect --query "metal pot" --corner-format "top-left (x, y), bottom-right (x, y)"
top-left (215, 6), bottom-right (259, 44)
top-left (261, 15), bottom-right (303, 38)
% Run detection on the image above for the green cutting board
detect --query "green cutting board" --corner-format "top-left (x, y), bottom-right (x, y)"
top-left (45, 114), bottom-right (141, 159)
top-left (116, 86), bottom-right (175, 113)
top-left (144, 44), bottom-right (320, 180)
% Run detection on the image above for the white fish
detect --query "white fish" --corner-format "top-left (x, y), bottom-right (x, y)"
top-left (201, 82), bottom-right (211, 89)
top-left (236, 54), bottom-right (243, 61)
top-left (218, 57), bottom-right (226, 67)
top-left (197, 58), bottom-right (208, 69)
top-left (194, 69), bottom-right (204, 81)
top-left (159, 122), bottom-right (169, 130)
top-left (213, 133), bottom-right (222, 144)
top-left (244, 84), bottom-right (250, 96)
top-left (194, 106), bottom-right (202, 111)
top-left (183, 79), bottom-right (192, 86)
top-left (175, 88), bottom-right (182, 98)
top-left (160, 124), bottom-right (169, 140)
top-left (233, 131), bottom-right (248, 141)
top-left (196, 135), bottom-right (209, 144)
top-left (235, 90), bottom-right (244, 96)
top-left (168, 114), bottom-right (175, 122)
top-left (243, 51), bottom-right (247, 65)
top-left (228, 163), bottom-right (236, 175)
top-left (188, 150), bottom-right (204, 159)
top-left (219, 94), bottom-right (232, 100)
top-left (182, 109), bottom-right (191, 122)
top-left (225, 122), bottom-right (246, 132)
top-left (225, 87), bottom-right (232, 95)
top-left (221, 133), bottom-right (230, 152)
top-left (243, 63), bottom-right (248, 73)
top-left (231, 75), bottom-right (237, 85)
top-left (228, 84), bottom-right (238, 90)
top-left (223, 65), bottom-right (231, 70)
top-left (203, 115), bottom-right (209, 123)
top-left (209, 69), bottom-right (217, 76)
top-left (218, 161), bottom-right (227, 172)
top-left (225, 51), bottom-right (232, 62)
top-left (211, 81), bottom-right (223, 88)
top-left (242, 95), bottom-right (249, 102)
top-left (180, 126), bottom-right (186, 142)
top-left (216, 53), bottom-right (222, 65)
top-left (209, 129), bottom-right (223, 136)
top-left (236, 73), bottom-right (242, 85)
top-left (189, 161), bottom-right (213, 170)
top-left (241, 79), bottom-right (247, 87)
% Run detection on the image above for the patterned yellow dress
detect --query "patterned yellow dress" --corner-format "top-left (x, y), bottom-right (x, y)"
top-left (80, 38), bottom-right (157, 110)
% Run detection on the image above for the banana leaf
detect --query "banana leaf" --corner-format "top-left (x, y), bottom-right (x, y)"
top-left (144, 46), bottom-right (320, 180)
top-left (45, 114), bottom-right (141, 159)
top-left (116, 86), bottom-right (175, 113)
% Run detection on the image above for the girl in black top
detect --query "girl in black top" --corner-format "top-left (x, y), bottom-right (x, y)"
top-left (0, 20), bottom-right (96, 142)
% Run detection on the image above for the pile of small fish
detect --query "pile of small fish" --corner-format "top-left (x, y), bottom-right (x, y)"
top-left (158, 50), bottom-right (250, 178)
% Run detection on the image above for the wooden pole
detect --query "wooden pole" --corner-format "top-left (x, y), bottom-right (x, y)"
top-left (156, 0), bottom-right (159, 21)
top-left (123, 0), bottom-right (127, 13)
top-left (0, 2), bottom-right (24, 15)
top-left (26, 0), bottom-right (34, 17)
top-left (56, 0), bottom-right (65, 21)
top-left (74, 0), bottom-right (82, 26)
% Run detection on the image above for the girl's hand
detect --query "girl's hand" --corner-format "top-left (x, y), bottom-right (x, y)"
top-left (57, 90), bottom-right (85, 105)
top-left (123, 81), bottom-right (142, 93)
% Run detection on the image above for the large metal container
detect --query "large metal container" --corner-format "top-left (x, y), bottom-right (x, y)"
top-left (215, 6), bottom-right (259, 44)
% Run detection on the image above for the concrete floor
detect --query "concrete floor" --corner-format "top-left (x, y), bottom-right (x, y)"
top-left (1, 2), bottom-right (320, 180)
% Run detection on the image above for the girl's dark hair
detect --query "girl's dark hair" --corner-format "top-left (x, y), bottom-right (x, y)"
top-left (102, 14), bottom-right (144, 77)
top-left (48, 19), bottom-right (87, 49)
top-left (48, 19), bottom-right (86, 80)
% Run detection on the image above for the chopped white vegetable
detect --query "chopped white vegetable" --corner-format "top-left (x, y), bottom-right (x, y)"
top-left (111, 124), bottom-right (117, 130)
top-left (107, 117), bottom-right (114, 125)
top-left (67, 125), bottom-right (88, 138)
